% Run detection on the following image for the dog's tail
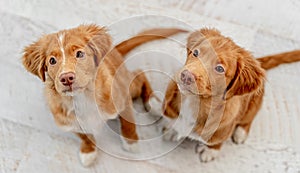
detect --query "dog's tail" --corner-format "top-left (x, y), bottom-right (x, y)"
top-left (257, 50), bottom-right (300, 70)
top-left (115, 28), bottom-right (187, 57)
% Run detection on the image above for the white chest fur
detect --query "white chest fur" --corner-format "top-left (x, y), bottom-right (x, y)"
top-left (73, 93), bottom-right (99, 119)
top-left (63, 93), bottom-right (117, 134)
top-left (166, 95), bottom-right (207, 144)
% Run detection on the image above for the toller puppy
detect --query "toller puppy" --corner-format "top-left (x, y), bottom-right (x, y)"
top-left (22, 24), bottom-right (184, 166)
top-left (162, 28), bottom-right (300, 162)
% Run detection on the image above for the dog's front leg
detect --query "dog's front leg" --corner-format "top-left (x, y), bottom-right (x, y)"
top-left (195, 143), bottom-right (222, 162)
top-left (161, 80), bottom-right (183, 141)
top-left (161, 118), bottom-right (183, 142)
top-left (50, 105), bottom-right (98, 166)
top-left (75, 133), bottom-right (98, 167)
top-left (50, 105), bottom-right (78, 132)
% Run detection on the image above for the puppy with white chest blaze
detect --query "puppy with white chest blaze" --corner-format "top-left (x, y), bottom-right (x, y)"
top-left (22, 24), bottom-right (186, 166)
top-left (162, 28), bottom-right (300, 162)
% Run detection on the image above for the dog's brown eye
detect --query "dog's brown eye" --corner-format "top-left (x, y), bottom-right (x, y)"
top-left (215, 65), bottom-right (225, 73)
top-left (49, 57), bottom-right (57, 65)
top-left (76, 51), bottom-right (85, 58)
top-left (193, 49), bottom-right (199, 57)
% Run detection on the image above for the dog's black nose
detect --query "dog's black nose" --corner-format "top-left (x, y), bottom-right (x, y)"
top-left (59, 72), bottom-right (75, 86)
top-left (181, 70), bottom-right (195, 85)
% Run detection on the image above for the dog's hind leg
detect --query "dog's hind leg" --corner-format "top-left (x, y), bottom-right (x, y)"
top-left (119, 103), bottom-right (139, 153)
top-left (232, 91), bottom-right (264, 144)
top-left (162, 80), bottom-right (181, 119)
top-left (130, 69), bottom-right (160, 112)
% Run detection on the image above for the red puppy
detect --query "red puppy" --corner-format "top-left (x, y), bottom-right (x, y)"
top-left (162, 28), bottom-right (300, 162)
top-left (22, 24), bottom-right (184, 166)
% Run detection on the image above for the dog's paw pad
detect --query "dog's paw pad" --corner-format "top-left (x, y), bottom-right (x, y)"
top-left (146, 96), bottom-right (162, 116)
top-left (79, 149), bottom-right (98, 167)
top-left (232, 126), bottom-right (247, 144)
top-left (122, 141), bottom-right (139, 153)
top-left (198, 146), bottom-right (219, 162)
top-left (163, 128), bottom-right (180, 142)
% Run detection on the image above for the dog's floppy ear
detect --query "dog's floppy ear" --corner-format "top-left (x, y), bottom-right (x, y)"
top-left (224, 54), bottom-right (265, 99)
top-left (79, 24), bottom-right (112, 66)
top-left (22, 37), bottom-right (48, 82)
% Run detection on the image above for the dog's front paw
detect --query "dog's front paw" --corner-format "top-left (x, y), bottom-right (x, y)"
top-left (122, 140), bottom-right (139, 153)
top-left (162, 128), bottom-right (180, 142)
top-left (79, 149), bottom-right (98, 167)
top-left (195, 144), bottom-right (219, 162)
top-left (232, 126), bottom-right (248, 144)
top-left (145, 96), bottom-right (162, 116)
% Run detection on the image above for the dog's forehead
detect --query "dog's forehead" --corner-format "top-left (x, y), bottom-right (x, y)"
top-left (188, 40), bottom-right (238, 71)
top-left (199, 43), bottom-right (217, 56)
top-left (204, 37), bottom-right (239, 57)
top-left (56, 31), bottom-right (82, 44)
top-left (47, 30), bottom-right (88, 50)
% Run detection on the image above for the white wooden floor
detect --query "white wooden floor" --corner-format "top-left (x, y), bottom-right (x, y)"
top-left (0, 0), bottom-right (300, 172)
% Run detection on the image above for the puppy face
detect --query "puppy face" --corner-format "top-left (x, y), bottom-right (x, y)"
top-left (23, 25), bottom-right (112, 96)
top-left (176, 29), bottom-right (265, 99)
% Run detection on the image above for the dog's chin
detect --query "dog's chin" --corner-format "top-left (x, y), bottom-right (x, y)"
top-left (177, 83), bottom-right (198, 95)
top-left (63, 91), bottom-right (79, 97)
top-left (177, 82), bottom-right (211, 97)
top-left (60, 87), bottom-right (86, 97)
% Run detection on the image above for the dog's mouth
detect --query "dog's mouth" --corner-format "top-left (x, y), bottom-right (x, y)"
top-left (62, 86), bottom-right (85, 96)
top-left (177, 82), bottom-right (196, 95)
top-left (175, 72), bottom-right (209, 97)
top-left (177, 81), bottom-right (211, 97)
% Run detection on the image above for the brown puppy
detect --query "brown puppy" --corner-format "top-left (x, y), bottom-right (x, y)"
top-left (22, 24), bottom-right (184, 166)
top-left (162, 28), bottom-right (300, 162)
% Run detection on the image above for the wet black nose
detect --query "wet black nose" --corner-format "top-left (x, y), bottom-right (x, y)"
top-left (180, 70), bottom-right (195, 85)
top-left (59, 72), bottom-right (75, 86)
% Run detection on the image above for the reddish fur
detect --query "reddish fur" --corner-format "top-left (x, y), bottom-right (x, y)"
top-left (22, 24), bottom-right (185, 165)
top-left (257, 50), bottom-right (300, 70)
top-left (116, 28), bottom-right (187, 56)
top-left (163, 28), bottom-right (300, 158)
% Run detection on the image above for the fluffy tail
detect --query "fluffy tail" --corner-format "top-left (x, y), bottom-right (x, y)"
top-left (115, 28), bottom-right (187, 56)
top-left (257, 50), bottom-right (300, 70)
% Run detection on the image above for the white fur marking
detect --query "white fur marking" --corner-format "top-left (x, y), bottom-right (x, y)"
top-left (163, 95), bottom-right (206, 144)
top-left (147, 96), bottom-right (162, 116)
top-left (58, 33), bottom-right (66, 70)
top-left (121, 137), bottom-right (139, 153)
top-left (233, 126), bottom-right (247, 144)
top-left (72, 93), bottom-right (104, 134)
top-left (188, 133), bottom-right (207, 144)
top-left (200, 147), bottom-right (219, 162)
top-left (59, 124), bottom-right (77, 132)
top-left (197, 146), bottom-right (219, 162)
top-left (166, 98), bottom-right (194, 139)
top-left (70, 93), bottom-right (118, 135)
top-left (105, 113), bottom-right (118, 120)
top-left (163, 127), bottom-right (180, 141)
top-left (79, 149), bottom-right (98, 167)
